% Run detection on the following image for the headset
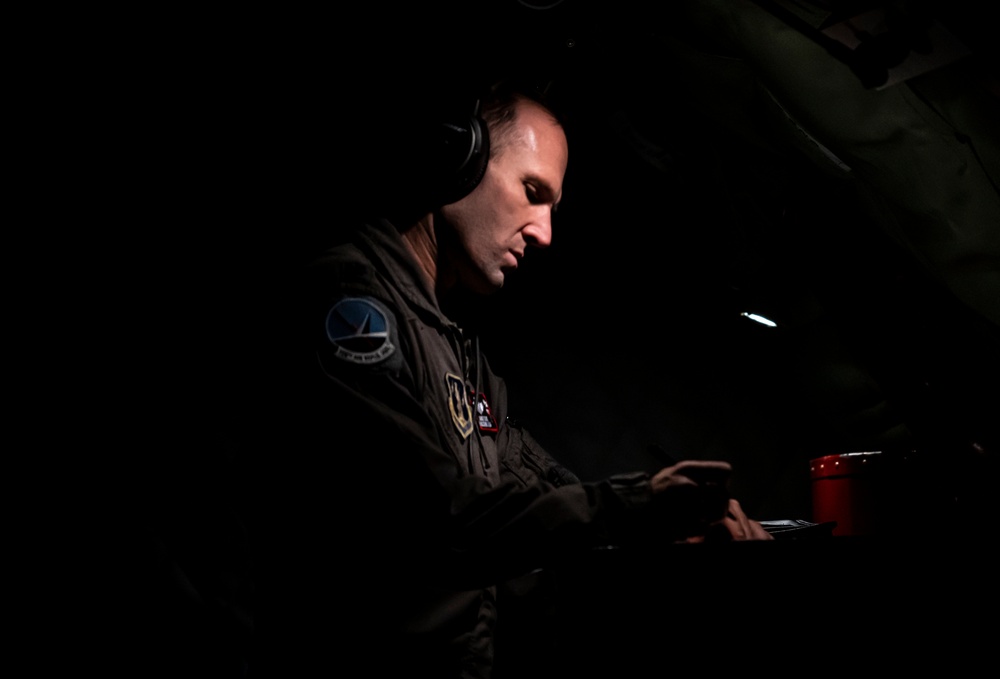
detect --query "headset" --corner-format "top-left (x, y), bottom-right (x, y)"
top-left (428, 97), bottom-right (491, 206)
top-left (372, 93), bottom-right (491, 221)
top-left (428, 73), bottom-right (561, 206)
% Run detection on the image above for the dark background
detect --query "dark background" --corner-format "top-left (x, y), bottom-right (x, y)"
top-left (92, 1), bottom-right (998, 675)
top-left (134, 0), bottom-right (998, 521)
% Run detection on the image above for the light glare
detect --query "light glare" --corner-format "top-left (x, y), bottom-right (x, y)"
top-left (741, 312), bottom-right (777, 327)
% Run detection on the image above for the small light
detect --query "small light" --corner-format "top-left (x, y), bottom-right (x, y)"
top-left (741, 312), bottom-right (777, 327)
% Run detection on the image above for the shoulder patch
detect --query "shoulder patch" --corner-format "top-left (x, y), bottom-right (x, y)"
top-left (324, 296), bottom-right (397, 365)
top-left (445, 372), bottom-right (474, 440)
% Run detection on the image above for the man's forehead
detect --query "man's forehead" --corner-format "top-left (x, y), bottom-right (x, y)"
top-left (509, 100), bottom-right (566, 153)
top-left (512, 97), bottom-right (561, 130)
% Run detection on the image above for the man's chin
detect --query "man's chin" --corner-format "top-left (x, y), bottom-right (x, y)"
top-left (493, 270), bottom-right (514, 292)
top-left (460, 279), bottom-right (503, 297)
top-left (477, 268), bottom-right (508, 294)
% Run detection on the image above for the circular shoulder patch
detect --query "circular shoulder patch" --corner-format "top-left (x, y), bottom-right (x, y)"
top-left (324, 296), bottom-right (397, 364)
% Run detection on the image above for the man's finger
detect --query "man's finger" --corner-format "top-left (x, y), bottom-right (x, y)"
top-left (670, 460), bottom-right (732, 485)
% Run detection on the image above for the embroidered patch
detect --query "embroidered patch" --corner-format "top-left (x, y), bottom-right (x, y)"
top-left (324, 297), bottom-right (396, 364)
top-left (446, 372), bottom-right (474, 440)
top-left (471, 391), bottom-right (499, 433)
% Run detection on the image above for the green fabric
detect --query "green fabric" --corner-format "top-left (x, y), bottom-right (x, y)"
top-left (661, 0), bottom-right (1000, 325)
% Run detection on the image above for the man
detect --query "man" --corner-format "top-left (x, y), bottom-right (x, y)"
top-left (244, 78), bottom-right (771, 678)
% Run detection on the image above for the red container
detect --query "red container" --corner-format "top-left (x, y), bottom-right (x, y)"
top-left (810, 451), bottom-right (886, 537)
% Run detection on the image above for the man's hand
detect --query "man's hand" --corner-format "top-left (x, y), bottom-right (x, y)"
top-left (649, 460), bottom-right (773, 542)
top-left (719, 498), bottom-right (773, 541)
top-left (649, 459), bottom-right (732, 494)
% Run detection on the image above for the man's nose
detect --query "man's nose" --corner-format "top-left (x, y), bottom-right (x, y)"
top-left (523, 211), bottom-right (553, 248)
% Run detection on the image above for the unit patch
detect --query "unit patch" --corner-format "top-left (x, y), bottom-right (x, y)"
top-left (445, 372), bottom-right (474, 440)
top-left (471, 391), bottom-right (498, 433)
top-left (324, 297), bottom-right (396, 364)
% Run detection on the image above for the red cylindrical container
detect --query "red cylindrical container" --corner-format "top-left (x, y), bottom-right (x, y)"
top-left (810, 451), bottom-right (885, 537)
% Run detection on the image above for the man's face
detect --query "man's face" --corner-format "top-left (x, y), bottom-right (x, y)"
top-left (439, 98), bottom-right (568, 295)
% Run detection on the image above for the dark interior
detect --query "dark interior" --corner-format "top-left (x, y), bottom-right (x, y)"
top-left (150, 0), bottom-right (998, 519)
top-left (113, 1), bottom-right (999, 673)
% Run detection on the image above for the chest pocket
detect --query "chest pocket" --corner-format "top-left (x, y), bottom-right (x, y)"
top-left (496, 420), bottom-right (539, 485)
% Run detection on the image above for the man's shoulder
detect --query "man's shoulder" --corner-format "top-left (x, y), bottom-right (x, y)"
top-left (293, 238), bottom-right (404, 333)
top-left (307, 237), bottom-right (368, 270)
top-left (301, 220), bottom-right (394, 283)
top-left (297, 238), bottom-right (379, 296)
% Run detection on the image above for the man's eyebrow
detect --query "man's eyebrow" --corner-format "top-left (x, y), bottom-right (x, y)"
top-left (541, 182), bottom-right (561, 213)
top-left (545, 184), bottom-right (561, 213)
top-left (531, 174), bottom-right (560, 207)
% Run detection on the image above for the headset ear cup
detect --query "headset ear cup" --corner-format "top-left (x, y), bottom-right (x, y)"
top-left (376, 100), bottom-right (491, 220)
top-left (436, 107), bottom-right (490, 205)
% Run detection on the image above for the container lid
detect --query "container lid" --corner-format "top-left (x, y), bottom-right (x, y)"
top-left (809, 451), bottom-right (882, 480)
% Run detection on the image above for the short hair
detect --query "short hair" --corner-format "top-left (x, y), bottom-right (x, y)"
top-left (479, 78), bottom-right (565, 159)
top-left (376, 76), bottom-right (567, 224)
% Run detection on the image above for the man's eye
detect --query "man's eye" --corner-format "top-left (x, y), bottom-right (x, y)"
top-left (525, 184), bottom-right (541, 203)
